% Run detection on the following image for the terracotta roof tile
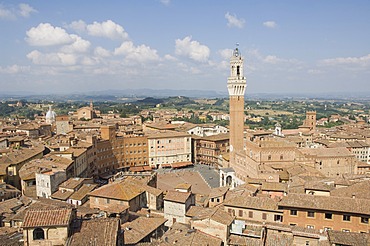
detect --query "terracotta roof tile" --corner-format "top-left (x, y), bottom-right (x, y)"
top-left (88, 179), bottom-right (144, 201)
top-left (69, 183), bottom-right (97, 201)
top-left (279, 193), bottom-right (370, 215)
top-left (123, 216), bottom-right (167, 244)
top-left (261, 182), bottom-right (288, 192)
top-left (328, 230), bottom-right (369, 246)
top-left (209, 186), bottom-right (229, 199)
top-left (330, 180), bottom-right (370, 199)
top-left (22, 208), bottom-right (73, 228)
top-left (160, 222), bottom-right (222, 246)
top-left (69, 218), bottom-right (120, 246)
top-left (59, 177), bottom-right (87, 190)
top-left (299, 147), bottom-right (354, 158)
top-left (164, 190), bottom-right (191, 203)
top-left (224, 195), bottom-right (279, 212)
top-left (50, 189), bottom-right (74, 201)
top-left (187, 206), bottom-right (234, 226)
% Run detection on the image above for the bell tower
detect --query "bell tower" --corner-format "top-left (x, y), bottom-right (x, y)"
top-left (227, 45), bottom-right (246, 154)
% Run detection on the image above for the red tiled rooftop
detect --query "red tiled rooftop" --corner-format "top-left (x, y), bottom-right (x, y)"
top-left (22, 208), bottom-right (73, 228)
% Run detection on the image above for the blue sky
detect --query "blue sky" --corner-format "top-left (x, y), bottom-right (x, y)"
top-left (1, 0), bottom-right (370, 95)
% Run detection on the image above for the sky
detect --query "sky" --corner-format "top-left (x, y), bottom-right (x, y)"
top-left (1, 0), bottom-right (370, 95)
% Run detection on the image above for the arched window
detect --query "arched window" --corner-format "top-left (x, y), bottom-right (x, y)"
top-left (33, 228), bottom-right (45, 240)
top-left (226, 176), bottom-right (232, 186)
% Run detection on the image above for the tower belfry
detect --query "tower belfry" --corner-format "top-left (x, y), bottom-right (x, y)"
top-left (227, 45), bottom-right (247, 154)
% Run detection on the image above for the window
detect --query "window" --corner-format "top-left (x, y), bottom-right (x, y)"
top-left (33, 228), bottom-right (45, 240)
top-left (106, 198), bottom-right (110, 204)
top-left (211, 198), bottom-right (214, 202)
top-left (305, 241), bottom-right (310, 246)
top-left (268, 155), bottom-right (271, 161)
top-left (361, 217), bottom-right (369, 224)
top-left (290, 210), bottom-right (297, 216)
top-left (280, 155), bottom-right (283, 160)
top-left (274, 214), bottom-right (282, 222)
top-left (249, 211), bottom-right (253, 218)
top-left (239, 210), bottom-right (243, 217)
top-left (343, 215), bottom-right (351, 221)
top-left (325, 213), bottom-right (332, 219)
top-left (262, 213), bottom-right (267, 220)
top-left (307, 211), bottom-right (315, 218)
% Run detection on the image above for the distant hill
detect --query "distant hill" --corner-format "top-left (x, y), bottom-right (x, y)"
top-left (1, 89), bottom-right (370, 102)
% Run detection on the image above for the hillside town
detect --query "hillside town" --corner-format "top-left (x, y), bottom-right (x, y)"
top-left (1, 48), bottom-right (370, 246)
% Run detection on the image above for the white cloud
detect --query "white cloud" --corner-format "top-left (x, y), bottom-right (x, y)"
top-left (320, 54), bottom-right (370, 66)
top-left (61, 35), bottom-right (91, 53)
top-left (87, 20), bottom-right (128, 40)
top-left (263, 21), bottom-right (277, 28)
top-left (26, 23), bottom-right (74, 46)
top-left (225, 12), bottom-right (245, 28)
top-left (219, 49), bottom-right (233, 60)
top-left (18, 3), bottom-right (37, 17)
top-left (263, 55), bottom-right (281, 64)
top-left (164, 54), bottom-right (177, 61)
top-left (0, 3), bottom-right (37, 20)
top-left (81, 57), bottom-right (98, 66)
top-left (114, 41), bottom-right (160, 62)
top-left (67, 20), bottom-right (87, 33)
top-left (0, 64), bottom-right (30, 74)
top-left (307, 69), bottom-right (323, 74)
top-left (246, 49), bottom-right (264, 60)
top-left (175, 36), bottom-right (210, 62)
top-left (27, 50), bottom-right (77, 66)
top-left (263, 55), bottom-right (299, 65)
top-left (94, 46), bottom-right (111, 57)
top-left (0, 5), bottom-right (16, 20)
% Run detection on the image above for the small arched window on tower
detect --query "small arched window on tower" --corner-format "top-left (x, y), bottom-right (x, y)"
top-left (280, 155), bottom-right (284, 160)
top-left (33, 228), bottom-right (45, 240)
top-left (237, 66), bottom-right (240, 76)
